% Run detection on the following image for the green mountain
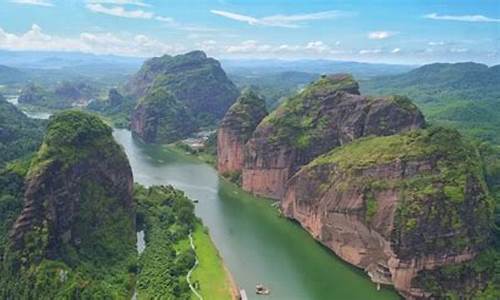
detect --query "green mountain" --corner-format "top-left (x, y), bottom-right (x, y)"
top-left (0, 94), bottom-right (45, 167)
top-left (0, 65), bottom-right (28, 84)
top-left (126, 50), bottom-right (239, 130)
top-left (0, 111), bottom-right (136, 298)
top-left (361, 62), bottom-right (500, 144)
top-left (18, 81), bottom-right (98, 109)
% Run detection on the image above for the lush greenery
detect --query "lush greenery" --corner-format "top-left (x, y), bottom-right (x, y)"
top-left (0, 94), bottom-right (45, 167)
top-left (18, 81), bottom-right (98, 109)
top-left (261, 74), bottom-right (360, 150)
top-left (135, 86), bottom-right (196, 143)
top-left (88, 88), bottom-right (137, 128)
top-left (126, 50), bottom-right (239, 128)
top-left (0, 110), bottom-right (136, 299)
top-left (361, 62), bottom-right (500, 144)
top-left (134, 184), bottom-right (196, 299)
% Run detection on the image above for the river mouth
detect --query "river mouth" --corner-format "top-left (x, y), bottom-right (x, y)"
top-left (113, 128), bottom-right (400, 300)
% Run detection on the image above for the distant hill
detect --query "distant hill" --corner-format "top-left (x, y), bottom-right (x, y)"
top-left (0, 65), bottom-right (28, 85)
top-left (361, 62), bottom-right (500, 144)
top-left (127, 50), bottom-right (239, 134)
top-left (221, 59), bottom-right (415, 79)
top-left (229, 71), bottom-right (320, 109)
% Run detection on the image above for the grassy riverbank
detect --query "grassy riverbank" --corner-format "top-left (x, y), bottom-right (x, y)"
top-left (190, 224), bottom-right (236, 300)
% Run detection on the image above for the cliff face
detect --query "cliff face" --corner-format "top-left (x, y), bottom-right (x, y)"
top-left (282, 128), bottom-right (492, 298)
top-left (131, 87), bottom-right (196, 143)
top-left (242, 74), bottom-right (425, 199)
top-left (125, 51), bottom-right (239, 127)
top-left (217, 90), bottom-right (267, 174)
top-left (9, 111), bottom-right (135, 264)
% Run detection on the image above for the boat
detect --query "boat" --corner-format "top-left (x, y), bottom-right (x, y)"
top-left (256, 284), bottom-right (270, 295)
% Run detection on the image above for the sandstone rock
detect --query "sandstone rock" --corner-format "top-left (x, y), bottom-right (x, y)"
top-left (242, 75), bottom-right (425, 199)
top-left (282, 128), bottom-right (492, 298)
top-left (217, 89), bottom-right (267, 174)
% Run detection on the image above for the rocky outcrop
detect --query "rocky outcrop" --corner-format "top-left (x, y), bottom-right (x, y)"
top-left (125, 50), bottom-right (239, 127)
top-left (9, 111), bottom-right (135, 263)
top-left (282, 128), bottom-right (492, 298)
top-left (217, 90), bottom-right (267, 174)
top-left (131, 87), bottom-right (196, 143)
top-left (242, 74), bottom-right (425, 199)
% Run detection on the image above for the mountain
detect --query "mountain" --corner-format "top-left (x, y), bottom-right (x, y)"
top-left (0, 111), bottom-right (136, 298)
top-left (0, 94), bottom-right (45, 167)
top-left (229, 71), bottom-right (320, 109)
top-left (217, 89), bottom-right (267, 177)
top-left (128, 50), bottom-right (240, 141)
top-left (283, 127), bottom-right (491, 298)
top-left (241, 74), bottom-right (424, 199)
top-left (361, 62), bottom-right (500, 144)
top-left (0, 65), bottom-right (29, 84)
top-left (222, 59), bottom-right (415, 79)
top-left (18, 81), bottom-right (98, 109)
top-left (216, 73), bottom-right (499, 298)
top-left (131, 87), bottom-right (196, 143)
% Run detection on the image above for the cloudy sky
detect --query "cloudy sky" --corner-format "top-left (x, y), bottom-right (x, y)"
top-left (0, 0), bottom-right (499, 64)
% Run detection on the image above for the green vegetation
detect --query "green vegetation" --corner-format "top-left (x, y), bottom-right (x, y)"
top-left (88, 88), bottom-right (137, 128)
top-left (134, 184), bottom-right (196, 299)
top-left (190, 224), bottom-right (234, 300)
top-left (362, 62), bottom-right (500, 144)
top-left (221, 89), bottom-right (267, 142)
top-left (310, 127), bottom-right (492, 258)
top-left (127, 51), bottom-right (239, 128)
top-left (262, 74), bottom-right (360, 150)
top-left (0, 94), bottom-right (45, 167)
top-left (135, 87), bottom-right (196, 143)
top-left (18, 81), bottom-right (98, 109)
top-left (0, 110), bottom-right (136, 299)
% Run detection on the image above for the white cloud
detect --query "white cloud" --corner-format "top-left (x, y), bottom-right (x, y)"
top-left (0, 24), bottom-right (182, 57)
top-left (450, 47), bottom-right (468, 53)
top-left (391, 48), bottom-right (400, 53)
top-left (428, 41), bottom-right (445, 46)
top-left (86, 3), bottom-right (153, 19)
top-left (305, 41), bottom-right (329, 53)
top-left (359, 49), bottom-right (382, 55)
top-left (155, 16), bottom-right (174, 23)
top-left (210, 9), bottom-right (352, 28)
top-left (424, 13), bottom-right (500, 23)
top-left (86, 0), bottom-right (151, 7)
top-left (10, 0), bottom-right (53, 7)
top-left (368, 31), bottom-right (397, 40)
top-left (223, 40), bottom-right (349, 57)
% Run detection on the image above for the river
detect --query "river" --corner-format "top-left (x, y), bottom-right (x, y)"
top-left (113, 128), bottom-right (400, 300)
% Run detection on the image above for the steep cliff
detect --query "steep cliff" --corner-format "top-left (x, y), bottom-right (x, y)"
top-left (282, 127), bottom-right (492, 298)
top-left (131, 87), bottom-right (196, 143)
top-left (242, 74), bottom-right (425, 199)
top-left (217, 89), bottom-right (267, 175)
top-left (126, 50), bottom-right (239, 128)
top-left (2, 110), bottom-right (136, 298)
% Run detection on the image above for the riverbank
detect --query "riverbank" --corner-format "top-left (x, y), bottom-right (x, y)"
top-left (190, 224), bottom-right (238, 300)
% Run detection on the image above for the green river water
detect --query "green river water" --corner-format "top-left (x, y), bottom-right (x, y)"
top-left (114, 128), bottom-right (399, 300)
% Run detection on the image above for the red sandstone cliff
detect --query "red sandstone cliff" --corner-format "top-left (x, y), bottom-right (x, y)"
top-left (242, 75), bottom-right (425, 199)
top-left (217, 90), bottom-right (267, 175)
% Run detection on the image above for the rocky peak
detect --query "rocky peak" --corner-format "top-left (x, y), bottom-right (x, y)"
top-left (242, 74), bottom-right (425, 199)
top-left (282, 127), bottom-right (491, 298)
top-left (217, 89), bottom-right (267, 174)
top-left (9, 111), bottom-right (135, 265)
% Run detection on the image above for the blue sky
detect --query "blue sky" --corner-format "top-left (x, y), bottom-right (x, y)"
top-left (0, 0), bottom-right (499, 64)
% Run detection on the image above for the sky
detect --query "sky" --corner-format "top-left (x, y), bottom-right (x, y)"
top-left (0, 0), bottom-right (499, 64)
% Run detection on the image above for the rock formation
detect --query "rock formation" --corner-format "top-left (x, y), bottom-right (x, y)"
top-left (217, 89), bottom-right (267, 174)
top-left (242, 74), bottom-right (425, 199)
top-left (126, 50), bottom-right (239, 130)
top-left (9, 110), bottom-right (135, 263)
top-left (282, 127), bottom-right (492, 298)
top-left (131, 87), bottom-right (196, 143)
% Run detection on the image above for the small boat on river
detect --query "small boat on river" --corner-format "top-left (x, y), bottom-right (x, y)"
top-left (256, 284), bottom-right (270, 295)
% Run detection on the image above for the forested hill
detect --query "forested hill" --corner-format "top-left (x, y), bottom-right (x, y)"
top-left (361, 62), bottom-right (500, 144)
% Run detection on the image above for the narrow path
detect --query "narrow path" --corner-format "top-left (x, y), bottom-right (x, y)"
top-left (187, 232), bottom-right (203, 300)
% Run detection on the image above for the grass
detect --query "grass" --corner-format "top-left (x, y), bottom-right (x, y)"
top-left (190, 224), bottom-right (234, 300)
